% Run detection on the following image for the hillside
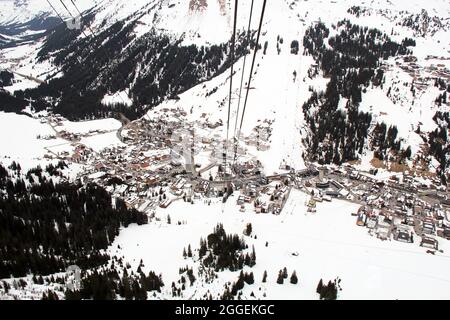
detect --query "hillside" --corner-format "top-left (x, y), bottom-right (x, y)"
top-left (0, 0), bottom-right (448, 178)
top-left (0, 0), bottom-right (449, 301)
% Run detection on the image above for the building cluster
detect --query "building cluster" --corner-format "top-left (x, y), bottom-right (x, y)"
top-left (395, 55), bottom-right (450, 93)
top-left (39, 107), bottom-right (449, 253)
top-left (286, 165), bottom-right (449, 252)
top-left (73, 108), bottom-right (271, 213)
top-left (339, 169), bottom-right (449, 252)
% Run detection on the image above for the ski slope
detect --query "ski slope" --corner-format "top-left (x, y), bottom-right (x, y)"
top-left (110, 189), bottom-right (450, 300)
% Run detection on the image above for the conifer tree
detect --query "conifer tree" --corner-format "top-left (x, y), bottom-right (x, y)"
top-left (290, 271), bottom-right (298, 284)
top-left (282, 267), bottom-right (288, 279)
top-left (262, 270), bottom-right (267, 283)
top-left (316, 279), bottom-right (323, 294)
top-left (276, 270), bottom-right (284, 284)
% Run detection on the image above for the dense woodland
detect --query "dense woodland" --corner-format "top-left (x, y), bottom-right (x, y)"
top-left (0, 162), bottom-right (147, 279)
top-left (196, 224), bottom-right (256, 272)
top-left (428, 110), bottom-right (449, 183)
top-left (316, 277), bottom-right (341, 300)
top-left (301, 21), bottom-right (415, 165)
top-left (65, 263), bottom-right (164, 300)
top-left (0, 90), bottom-right (28, 113)
top-left (0, 71), bottom-right (14, 87)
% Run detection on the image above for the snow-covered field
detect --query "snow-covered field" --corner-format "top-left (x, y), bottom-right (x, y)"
top-left (80, 131), bottom-right (124, 152)
top-left (109, 190), bottom-right (450, 300)
top-left (0, 112), bottom-right (70, 168)
top-left (55, 118), bottom-right (122, 134)
top-left (0, 112), bottom-right (124, 167)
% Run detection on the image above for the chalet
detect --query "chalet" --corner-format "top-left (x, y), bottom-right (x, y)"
top-left (88, 171), bottom-right (107, 180)
top-left (397, 195), bottom-right (406, 205)
top-left (420, 236), bottom-right (438, 250)
top-left (95, 162), bottom-right (108, 172)
top-left (157, 166), bottom-right (170, 174)
top-left (375, 216), bottom-right (391, 240)
top-left (159, 199), bottom-right (172, 209)
top-left (338, 188), bottom-right (349, 197)
top-left (406, 216), bottom-right (415, 226)
top-left (356, 213), bottom-right (367, 226)
top-left (195, 180), bottom-right (210, 193)
top-left (244, 186), bottom-right (257, 197)
top-left (350, 171), bottom-right (359, 180)
top-left (358, 205), bottom-right (374, 217)
top-left (171, 178), bottom-right (186, 191)
top-left (202, 137), bottom-right (212, 144)
top-left (443, 228), bottom-right (450, 240)
top-left (313, 195), bottom-right (323, 202)
top-left (272, 204), bottom-right (281, 215)
top-left (126, 196), bottom-right (139, 208)
top-left (237, 195), bottom-right (246, 205)
top-left (316, 180), bottom-right (330, 188)
top-left (331, 180), bottom-right (344, 190)
top-left (394, 225), bottom-right (412, 243)
top-left (366, 218), bottom-right (377, 229)
top-left (325, 190), bottom-right (340, 198)
top-left (116, 184), bottom-right (129, 195)
top-left (422, 221), bottom-right (436, 235)
top-left (146, 176), bottom-right (160, 186)
top-left (138, 200), bottom-right (152, 212)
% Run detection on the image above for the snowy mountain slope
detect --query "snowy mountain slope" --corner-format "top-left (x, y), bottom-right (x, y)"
top-left (0, 0), bottom-right (100, 25)
top-left (0, 0), bottom-right (448, 175)
top-left (0, 0), bottom-right (101, 48)
top-left (140, 0), bottom-right (448, 175)
top-left (83, 0), bottom-right (232, 46)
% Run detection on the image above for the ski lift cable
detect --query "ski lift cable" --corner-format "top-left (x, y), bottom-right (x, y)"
top-left (45, 0), bottom-right (119, 105)
top-left (233, 0), bottom-right (267, 167)
top-left (232, 0), bottom-right (255, 165)
top-left (45, 0), bottom-right (66, 23)
top-left (225, 0), bottom-right (239, 174)
top-left (237, 0), bottom-right (267, 137)
top-left (233, 0), bottom-right (255, 141)
top-left (59, 0), bottom-right (91, 39)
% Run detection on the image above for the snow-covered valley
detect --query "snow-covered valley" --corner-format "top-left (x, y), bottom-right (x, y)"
top-left (0, 0), bottom-right (449, 301)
